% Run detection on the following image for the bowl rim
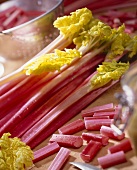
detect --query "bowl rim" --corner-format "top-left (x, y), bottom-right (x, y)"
top-left (2, 0), bottom-right (64, 34)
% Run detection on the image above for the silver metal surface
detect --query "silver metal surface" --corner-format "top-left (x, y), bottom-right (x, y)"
top-left (0, 0), bottom-right (64, 60)
top-left (70, 162), bottom-right (100, 170)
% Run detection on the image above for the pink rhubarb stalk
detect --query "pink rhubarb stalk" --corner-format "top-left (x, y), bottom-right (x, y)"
top-left (100, 126), bottom-right (125, 141)
top-left (98, 151), bottom-right (127, 169)
top-left (80, 140), bottom-right (102, 162)
top-left (0, 74), bottom-right (45, 111)
top-left (84, 118), bottom-right (113, 131)
top-left (3, 8), bottom-right (24, 29)
top-left (10, 71), bottom-right (90, 137)
top-left (58, 119), bottom-right (85, 135)
top-left (0, 74), bottom-right (26, 96)
top-left (48, 147), bottom-right (70, 170)
top-left (24, 80), bottom-right (119, 149)
top-left (93, 110), bottom-right (118, 119)
top-left (82, 132), bottom-right (109, 146)
top-left (33, 142), bottom-right (60, 163)
top-left (108, 139), bottom-right (132, 154)
top-left (0, 6), bottom-right (17, 18)
top-left (84, 116), bottom-right (109, 120)
top-left (20, 53), bottom-right (105, 144)
top-left (0, 58), bottom-right (95, 135)
top-left (81, 103), bottom-right (114, 118)
top-left (49, 134), bottom-right (83, 148)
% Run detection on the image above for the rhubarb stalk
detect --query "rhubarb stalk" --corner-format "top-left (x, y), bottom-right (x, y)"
top-left (81, 103), bottom-right (114, 118)
top-left (33, 142), bottom-right (60, 163)
top-left (98, 151), bottom-right (127, 169)
top-left (10, 69), bottom-right (91, 137)
top-left (80, 140), bottom-right (102, 162)
top-left (49, 134), bottom-right (83, 148)
top-left (82, 132), bottom-right (109, 146)
top-left (108, 139), bottom-right (132, 153)
top-left (58, 119), bottom-right (85, 135)
top-left (27, 79), bottom-right (119, 149)
top-left (100, 125), bottom-right (125, 141)
top-left (21, 60), bottom-right (129, 145)
top-left (48, 147), bottom-right (70, 170)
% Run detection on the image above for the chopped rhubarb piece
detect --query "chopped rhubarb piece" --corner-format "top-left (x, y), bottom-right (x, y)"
top-left (58, 119), bottom-right (85, 135)
top-left (100, 126), bottom-right (125, 141)
top-left (98, 151), bottom-right (127, 169)
top-left (33, 142), bottom-right (60, 163)
top-left (82, 132), bottom-right (109, 146)
top-left (48, 147), bottom-right (70, 170)
top-left (3, 8), bottom-right (24, 29)
top-left (93, 110), bottom-right (117, 119)
top-left (81, 103), bottom-right (114, 118)
top-left (84, 119), bottom-right (113, 131)
top-left (108, 139), bottom-right (132, 154)
top-left (80, 140), bottom-right (102, 162)
top-left (49, 134), bottom-right (83, 148)
top-left (0, 6), bottom-right (17, 18)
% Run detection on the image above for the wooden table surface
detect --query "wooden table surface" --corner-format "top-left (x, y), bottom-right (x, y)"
top-left (3, 59), bottom-right (136, 170)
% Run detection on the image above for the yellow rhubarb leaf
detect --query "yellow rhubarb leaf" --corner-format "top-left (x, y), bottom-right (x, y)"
top-left (106, 25), bottom-right (131, 59)
top-left (53, 8), bottom-right (93, 40)
top-left (126, 35), bottom-right (137, 58)
top-left (24, 49), bottom-right (82, 75)
top-left (0, 133), bottom-right (34, 170)
top-left (90, 60), bottom-right (129, 89)
top-left (73, 21), bottom-right (112, 54)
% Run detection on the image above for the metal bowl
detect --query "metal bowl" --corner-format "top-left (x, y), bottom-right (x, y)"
top-left (0, 0), bottom-right (64, 60)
